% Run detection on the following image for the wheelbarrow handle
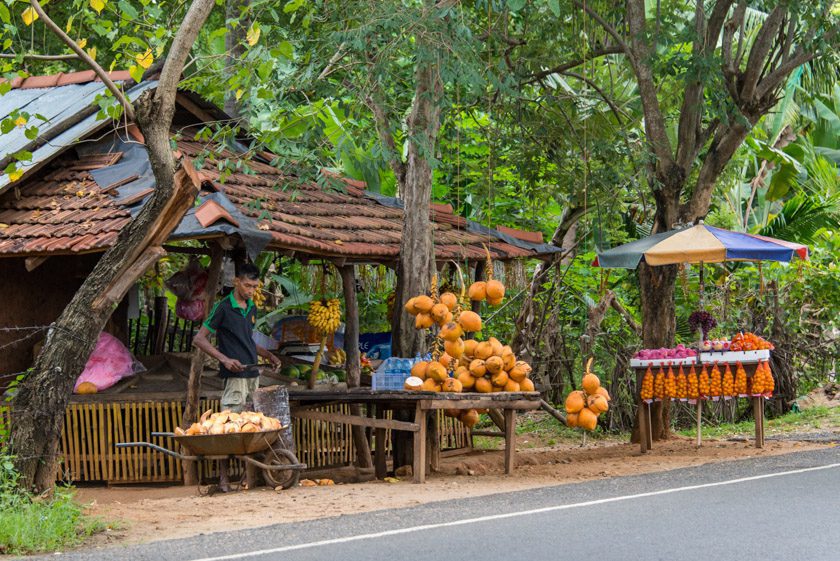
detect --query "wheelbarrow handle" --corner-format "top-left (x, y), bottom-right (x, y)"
top-left (116, 441), bottom-right (199, 461)
top-left (151, 432), bottom-right (175, 437)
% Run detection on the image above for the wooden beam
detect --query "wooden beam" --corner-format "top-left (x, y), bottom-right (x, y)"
top-left (421, 399), bottom-right (541, 411)
top-left (292, 409), bottom-right (419, 432)
top-left (162, 244), bottom-right (212, 255)
top-left (176, 93), bottom-right (217, 124)
top-left (24, 256), bottom-right (49, 272)
top-left (93, 246), bottom-right (165, 311)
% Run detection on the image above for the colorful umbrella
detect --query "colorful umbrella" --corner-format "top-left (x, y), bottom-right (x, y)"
top-left (594, 223), bottom-right (808, 269)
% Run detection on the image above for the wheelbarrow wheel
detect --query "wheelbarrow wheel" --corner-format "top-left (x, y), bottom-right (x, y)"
top-left (261, 448), bottom-right (300, 489)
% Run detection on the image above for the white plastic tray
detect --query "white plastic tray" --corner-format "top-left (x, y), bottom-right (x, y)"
top-left (630, 357), bottom-right (698, 368)
top-left (698, 350), bottom-right (770, 364)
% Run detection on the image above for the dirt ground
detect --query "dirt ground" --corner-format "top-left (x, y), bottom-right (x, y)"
top-left (76, 434), bottom-right (830, 548)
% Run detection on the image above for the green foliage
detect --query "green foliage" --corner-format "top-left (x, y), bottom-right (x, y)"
top-left (0, 454), bottom-right (105, 555)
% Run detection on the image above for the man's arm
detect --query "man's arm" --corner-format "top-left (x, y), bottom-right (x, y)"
top-left (256, 344), bottom-right (281, 368)
top-left (193, 326), bottom-right (244, 373)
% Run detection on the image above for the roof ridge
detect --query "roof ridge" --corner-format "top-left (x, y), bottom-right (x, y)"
top-left (1, 70), bottom-right (134, 90)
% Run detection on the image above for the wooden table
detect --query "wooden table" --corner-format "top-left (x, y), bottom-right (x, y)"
top-left (633, 358), bottom-right (768, 453)
top-left (288, 390), bottom-right (542, 483)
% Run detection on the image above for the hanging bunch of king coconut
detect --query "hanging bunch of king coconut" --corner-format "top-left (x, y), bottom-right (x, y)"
top-left (564, 358), bottom-right (610, 431)
top-left (401, 261), bottom-right (535, 429)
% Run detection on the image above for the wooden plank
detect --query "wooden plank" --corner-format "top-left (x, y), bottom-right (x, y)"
top-left (427, 411), bottom-right (440, 472)
top-left (471, 430), bottom-right (505, 437)
top-left (70, 406), bottom-right (81, 480)
top-left (420, 399), bottom-right (540, 411)
top-left (637, 400), bottom-right (649, 454)
top-left (292, 409), bottom-right (420, 432)
top-left (412, 403), bottom-right (427, 484)
top-left (504, 409), bottom-right (516, 475)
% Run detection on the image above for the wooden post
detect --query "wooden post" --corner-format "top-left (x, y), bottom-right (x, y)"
top-left (696, 400), bottom-right (703, 447)
top-left (181, 241), bottom-right (224, 485)
top-left (754, 397), bottom-right (764, 448)
top-left (426, 411), bottom-right (440, 472)
top-left (374, 405), bottom-right (387, 479)
top-left (340, 264), bottom-right (373, 469)
top-left (637, 399), bottom-right (649, 453)
top-left (151, 295), bottom-right (169, 355)
top-left (504, 408), bottom-right (516, 474)
top-left (412, 403), bottom-right (427, 483)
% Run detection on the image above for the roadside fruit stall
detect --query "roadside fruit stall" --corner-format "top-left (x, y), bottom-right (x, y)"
top-left (631, 333), bottom-right (776, 452)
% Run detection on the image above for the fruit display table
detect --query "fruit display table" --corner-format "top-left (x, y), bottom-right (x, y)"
top-left (287, 389), bottom-right (541, 483)
top-left (631, 349), bottom-right (774, 453)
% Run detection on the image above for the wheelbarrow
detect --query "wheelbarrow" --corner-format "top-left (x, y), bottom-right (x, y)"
top-left (116, 429), bottom-right (306, 490)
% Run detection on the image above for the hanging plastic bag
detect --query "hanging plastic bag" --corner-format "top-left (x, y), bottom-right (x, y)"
top-left (74, 332), bottom-right (146, 393)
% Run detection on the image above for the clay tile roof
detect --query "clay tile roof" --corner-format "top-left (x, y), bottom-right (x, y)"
top-left (2, 70), bottom-right (133, 90)
top-left (495, 225), bottom-right (544, 244)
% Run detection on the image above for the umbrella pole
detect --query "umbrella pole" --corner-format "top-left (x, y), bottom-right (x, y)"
top-left (698, 261), bottom-right (705, 308)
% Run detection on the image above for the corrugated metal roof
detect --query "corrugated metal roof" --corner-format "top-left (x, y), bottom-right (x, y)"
top-left (0, 79), bottom-right (156, 194)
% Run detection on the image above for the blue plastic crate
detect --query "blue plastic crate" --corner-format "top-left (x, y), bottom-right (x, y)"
top-left (372, 371), bottom-right (408, 391)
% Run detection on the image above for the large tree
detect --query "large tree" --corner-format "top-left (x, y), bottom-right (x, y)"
top-left (5, 0), bottom-right (217, 491)
top-left (509, 0), bottom-right (838, 438)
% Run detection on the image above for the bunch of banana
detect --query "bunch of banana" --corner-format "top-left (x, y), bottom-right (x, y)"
top-left (328, 348), bottom-right (347, 366)
top-left (253, 281), bottom-right (266, 309)
top-left (308, 298), bottom-right (341, 334)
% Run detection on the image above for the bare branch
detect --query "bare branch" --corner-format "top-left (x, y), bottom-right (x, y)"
top-left (365, 89), bottom-right (407, 185)
top-left (317, 42), bottom-right (347, 81)
top-left (28, 0), bottom-right (135, 122)
top-left (156, 0), bottom-right (216, 100)
top-left (525, 45), bottom-right (624, 84)
top-left (756, 27), bottom-right (838, 99)
top-left (740, 5), bottom-right (786, 101)
top-left (570, 0), bottom-right (634, 65)
top-left (562, 71), bottom-right (626, 124)
top-left (626, 0), bottom-right (675, 171)
top-left (0, 52), bottom-right (79, 61)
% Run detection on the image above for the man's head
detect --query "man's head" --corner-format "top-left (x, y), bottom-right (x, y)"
top-left (234, 263), bottom-right (260, 301)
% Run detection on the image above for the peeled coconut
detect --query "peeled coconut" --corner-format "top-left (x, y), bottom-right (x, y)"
top-left (404, 376), bottom-right (424, 391)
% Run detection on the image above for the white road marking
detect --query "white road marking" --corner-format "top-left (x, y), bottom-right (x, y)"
top-left (189, 461), bottom-right (840, 561)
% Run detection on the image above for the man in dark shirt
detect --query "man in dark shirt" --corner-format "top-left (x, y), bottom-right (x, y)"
top-left (193, 263), bottom-right (280, 492)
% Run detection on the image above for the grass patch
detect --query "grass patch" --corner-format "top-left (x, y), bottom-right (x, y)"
top-left (0, 457), bottom-right (106, 555)
top-left (471, 410), bottom-right (613, 450)
top-left (677, 406), bottom-right (840, 440)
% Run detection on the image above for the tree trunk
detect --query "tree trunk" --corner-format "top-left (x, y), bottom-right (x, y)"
top-left (9, 161), bottom-right (198, 491)
top-left (223, 0), bottom-right (249, 119)
top-left (340, 265), bottom-right (373, 469)
top-left (8, 0), bottom-right (216, 491)
top-left (633, 261), bottom-right (679, 442)
top-left (390, 20), bottom-right (443, 358)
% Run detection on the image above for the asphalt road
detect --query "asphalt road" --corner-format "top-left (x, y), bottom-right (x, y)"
top-left (25, 447), bottom-right (840, 561)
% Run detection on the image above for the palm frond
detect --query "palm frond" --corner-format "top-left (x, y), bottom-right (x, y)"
top-left (757, 193), bottom-right (840, 244)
